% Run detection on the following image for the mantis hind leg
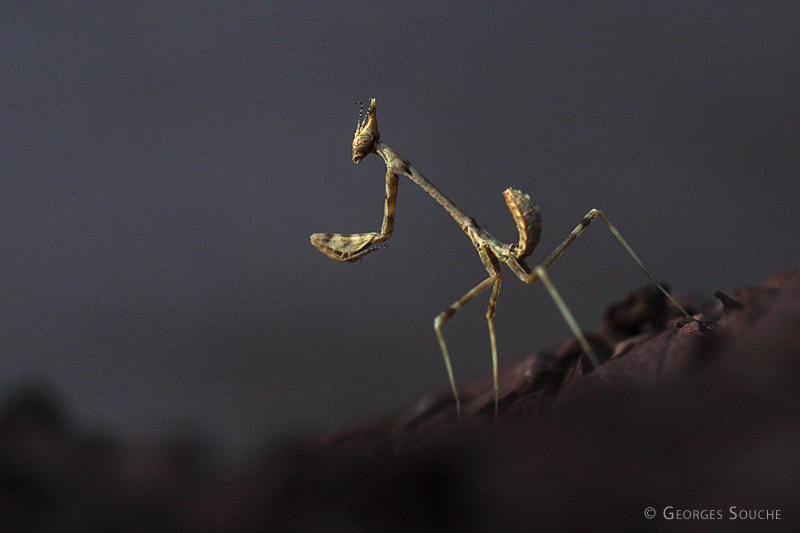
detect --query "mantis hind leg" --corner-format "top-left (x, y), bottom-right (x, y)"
top-left (538, 209), bottom-right (692, 319)
top-left (506, 208), bottom-right (693, 372)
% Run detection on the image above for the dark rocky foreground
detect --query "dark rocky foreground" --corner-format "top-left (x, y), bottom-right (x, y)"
top-left (2, 269), bottom-right (799, 531)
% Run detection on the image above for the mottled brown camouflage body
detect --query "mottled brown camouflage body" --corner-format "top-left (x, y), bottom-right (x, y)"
top-left (311, 99), bottom-right (691, 420)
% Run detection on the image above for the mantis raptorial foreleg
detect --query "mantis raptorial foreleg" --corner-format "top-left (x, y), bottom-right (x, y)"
top-left (311, 99), bottom-right (693, 422)
top-left (311, 170), bottom-right (398, 261)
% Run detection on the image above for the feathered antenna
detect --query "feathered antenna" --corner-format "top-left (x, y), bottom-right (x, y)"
top-left (354, 101), bottom-right (364, 134)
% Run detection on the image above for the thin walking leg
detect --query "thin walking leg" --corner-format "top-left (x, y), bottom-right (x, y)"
top-left (486, 271), bottom-right (502, 422)
top-left (505, 258), bottom-right (602, 368)
top-left (534, 209), bottom-right (692, 319)
top-left (434, 250), bottom-right (501, 419)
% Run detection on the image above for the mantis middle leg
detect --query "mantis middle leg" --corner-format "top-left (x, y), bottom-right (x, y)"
top-left (434, 248), bottom-right (502, 421)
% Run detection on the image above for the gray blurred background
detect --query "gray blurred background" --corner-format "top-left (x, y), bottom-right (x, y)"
top-left (2, 2), bottom-right (799, 459)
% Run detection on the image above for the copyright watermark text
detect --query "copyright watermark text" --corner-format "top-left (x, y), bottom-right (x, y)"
top-left (643, 506), bottom-right (781, 520)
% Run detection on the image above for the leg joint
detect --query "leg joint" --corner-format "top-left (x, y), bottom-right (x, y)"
top-left (434, 309), bottom-right (455, 328)
top-left (582, 208), bottom-right (602, 227)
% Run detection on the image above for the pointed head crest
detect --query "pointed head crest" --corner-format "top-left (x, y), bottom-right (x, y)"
top-left (352, 98), bottom-right (379, 163)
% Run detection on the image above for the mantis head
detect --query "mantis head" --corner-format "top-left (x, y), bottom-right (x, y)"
top-left (352, 99), bottom-right (379, 163)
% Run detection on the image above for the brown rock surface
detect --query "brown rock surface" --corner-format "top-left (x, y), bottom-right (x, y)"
top-left (3, 269), bottom-right (799, 531)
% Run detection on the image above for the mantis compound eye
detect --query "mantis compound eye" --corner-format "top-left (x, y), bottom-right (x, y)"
top-left (352, 135), bottom-right (374, 163)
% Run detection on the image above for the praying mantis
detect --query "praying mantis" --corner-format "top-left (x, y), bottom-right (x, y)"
top-left (311, 99), bottom-right (692, 421)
